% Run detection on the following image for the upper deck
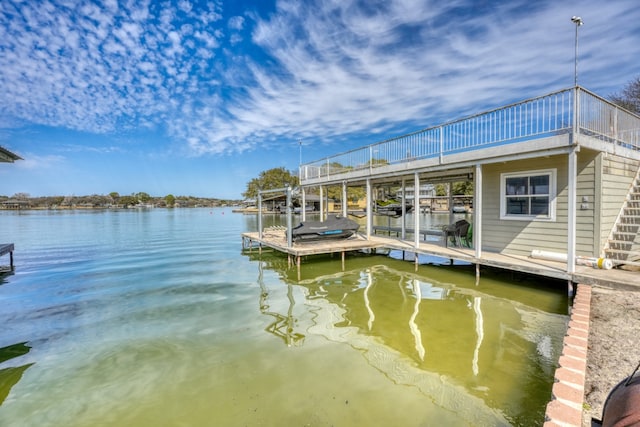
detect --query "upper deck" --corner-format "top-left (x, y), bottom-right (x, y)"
top-left (299, 87), bottom-right (640, 186)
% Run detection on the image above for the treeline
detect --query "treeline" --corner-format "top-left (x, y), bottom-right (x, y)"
top-left (0, 192), bottom-right (240, 209)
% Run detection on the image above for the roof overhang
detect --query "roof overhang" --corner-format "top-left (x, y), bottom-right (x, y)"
top-left (0, 147), bottom-right (23, 163)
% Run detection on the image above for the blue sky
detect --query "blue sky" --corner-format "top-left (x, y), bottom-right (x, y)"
top-left (1, 0), bottom-right (639, 200)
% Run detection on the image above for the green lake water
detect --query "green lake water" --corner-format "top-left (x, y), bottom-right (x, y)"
top-left (0, 208), bottom-right (568, 426)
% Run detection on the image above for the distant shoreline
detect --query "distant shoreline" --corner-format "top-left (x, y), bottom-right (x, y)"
top-left (0, 204), bottom-right (238, 211)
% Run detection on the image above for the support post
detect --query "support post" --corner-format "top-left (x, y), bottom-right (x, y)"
top-left (301, 187), bottom-right (306, 222)
top-left (366, 179), bottom-right (372, 239)
top-left (258, 192), bottom-right (263, 239)
top-left (567, 87), bottom-right (580, 275)
top-left (401, 178), bottom-right (406, 240)
top-left (319, 186), bottom-right (324, 221)
top-left (286, 185), bottom-right (293, 248)
top-left (567, 147), bottom-right (577, 274)
top-left (414, 172), bottom-right (420, 248)
top-left (342, 181), bottom-right (348, 217)
top-left (568, 280), bottom-right (575, 298)
top-left (448, 182), bottom-right (454, 224)
top-left (474, 164), bottom-right (482, 259)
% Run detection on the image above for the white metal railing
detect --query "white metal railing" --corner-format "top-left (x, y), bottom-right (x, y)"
top-left (578, 89), bottom-right (640, 149)
top-left (300, 87), bottom-right (640, 182)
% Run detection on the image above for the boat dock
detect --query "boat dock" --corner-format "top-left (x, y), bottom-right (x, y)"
top-left (0, 243), bottom-right (15, 273)
top-left (243, 87), bottom-right (640, 290)
top-left (241, 229), bottom-right (639, 290)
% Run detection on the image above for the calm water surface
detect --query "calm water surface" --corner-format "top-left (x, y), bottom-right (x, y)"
top-left (0, 208), bottom-right (568, 426)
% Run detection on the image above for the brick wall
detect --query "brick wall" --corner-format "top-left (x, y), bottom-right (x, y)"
top-left (544, 284), bottom-right (591, 426)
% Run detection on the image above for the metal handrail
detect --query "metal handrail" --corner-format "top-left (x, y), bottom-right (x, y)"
top-left (300, 87), bottom-right (640, 182)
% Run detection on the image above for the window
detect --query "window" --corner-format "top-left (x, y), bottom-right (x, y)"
top-left (500, 169), bottom-right (556, 220)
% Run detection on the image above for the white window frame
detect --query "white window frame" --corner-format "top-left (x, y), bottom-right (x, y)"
top-left (500, 169), bottom-right (556, 221)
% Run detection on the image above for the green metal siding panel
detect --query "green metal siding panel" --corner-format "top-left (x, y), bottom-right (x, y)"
top-left (481, 152), bottom-right (599, 257)
top-left (599, 155), bottom-right (640, 251)
top-left (482, 156), bottom-right (568, 257)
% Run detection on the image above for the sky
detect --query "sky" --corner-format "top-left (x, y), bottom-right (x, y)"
top-left (1, 0), bottom-right (639, 200)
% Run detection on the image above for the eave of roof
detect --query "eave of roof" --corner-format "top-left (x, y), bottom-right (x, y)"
top-left (0, 146), bottom-right (23, 163)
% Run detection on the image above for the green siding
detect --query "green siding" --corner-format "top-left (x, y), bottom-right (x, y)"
top-left (598, 155), bottom-right (640, 253)
top-left (481, 153), bottom-right (599, 257)
top-left (482, 156), bottom-right (568, 256)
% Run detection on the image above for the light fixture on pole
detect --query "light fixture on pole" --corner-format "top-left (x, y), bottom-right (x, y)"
top-left (571, 16), bottom-right (583, 87)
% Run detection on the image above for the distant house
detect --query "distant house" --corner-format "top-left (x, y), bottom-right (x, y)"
top-left (1, 199), bottom-right (30, 210)
top-left (299, 87), bottom-right (640, 272)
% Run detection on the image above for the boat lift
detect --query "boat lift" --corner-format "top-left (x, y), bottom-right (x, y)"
top-left (258, 186), bottom-right (294, 247)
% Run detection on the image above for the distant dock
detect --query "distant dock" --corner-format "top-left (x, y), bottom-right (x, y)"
top-left (0, 243), bottom-right (15, 273)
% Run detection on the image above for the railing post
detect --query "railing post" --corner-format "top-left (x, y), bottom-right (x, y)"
top-left (439, 126), bottom-right (444, 164)
top-left (572, 87), bottom-right (580, 144)
top-left (614, 106), bottom-right (619, 143)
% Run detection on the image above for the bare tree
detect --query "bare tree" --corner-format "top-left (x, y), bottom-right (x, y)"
top-left (610, 76), bottom-right (640, 114)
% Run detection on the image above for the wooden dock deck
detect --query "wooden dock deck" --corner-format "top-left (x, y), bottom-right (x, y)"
top-left (241, 231), bottom-right (640, 290)
top-left (0, 243), bottom-right (15, 273)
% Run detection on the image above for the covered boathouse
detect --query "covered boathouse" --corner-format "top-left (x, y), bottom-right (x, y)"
top-left (287, 86), bottom-right (639, 288)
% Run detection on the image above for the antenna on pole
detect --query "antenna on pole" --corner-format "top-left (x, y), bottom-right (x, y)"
top-left (571, 16), bottom-right (583, 87)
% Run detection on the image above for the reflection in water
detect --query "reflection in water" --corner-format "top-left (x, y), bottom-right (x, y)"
top-left (363, 271), bottom-right (374, 331)
top-left (0, 343), bottom-right (33, 406)
top-left (408, 279), bottom-right (425, 360)
top-left (473, 297), bottom-right (484, 377)
top-left (251, 255), bottom-right (567, 426)
top-left (258, 261), bottom-right (305, 347)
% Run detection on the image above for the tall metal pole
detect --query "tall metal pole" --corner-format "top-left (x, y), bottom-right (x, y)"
top-left (571, 16), bottom-right (583, 87)
top-left (298, 140), bottom-right (302, 182)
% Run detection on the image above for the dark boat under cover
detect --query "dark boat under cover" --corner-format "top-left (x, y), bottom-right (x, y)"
top-left (292, 214), bottom-right (360, 241)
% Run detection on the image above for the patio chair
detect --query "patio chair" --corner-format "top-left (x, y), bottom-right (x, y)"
top-left (460, 222), bottom-right (472, 248)
top-left (458, 221), bottom-right (471, 247)
top-left (443, 219), bottom-right (470, 247)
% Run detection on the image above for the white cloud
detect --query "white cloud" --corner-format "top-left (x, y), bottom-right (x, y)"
top-left (213, 0), bottom-right (640, 151)
top-left (228, 16), bottom-right (244, 31)
top-left (0, 0), bottom-right (639, 160)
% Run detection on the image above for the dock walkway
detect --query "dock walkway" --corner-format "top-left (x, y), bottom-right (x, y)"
top-left (241, 231), bottom-right (639, 290)
top-left (0, 243), bottom-right (15, 272)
